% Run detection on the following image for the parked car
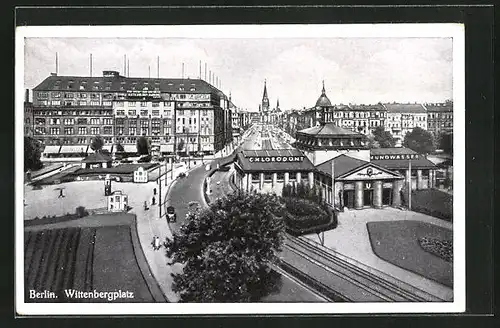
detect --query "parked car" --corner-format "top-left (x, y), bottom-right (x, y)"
top-left (166, 206), bottom-right (177, 223)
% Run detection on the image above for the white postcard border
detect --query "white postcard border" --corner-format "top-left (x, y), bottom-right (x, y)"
top-left (15, 23), bottom-right (465, 315)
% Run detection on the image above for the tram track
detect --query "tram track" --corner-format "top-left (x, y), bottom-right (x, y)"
top-left (280, 234), bottom-right (445, 302)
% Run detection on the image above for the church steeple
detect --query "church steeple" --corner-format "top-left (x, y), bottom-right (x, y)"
top-left (276, 98), bottom-right (280, 109)
top-left (321, 80), bottom-right (326, 95)
top-left (261, 79), bottom-right (269, 112)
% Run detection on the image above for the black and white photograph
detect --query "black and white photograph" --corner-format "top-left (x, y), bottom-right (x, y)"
top-left (15, 24), bottom-right (465, 315)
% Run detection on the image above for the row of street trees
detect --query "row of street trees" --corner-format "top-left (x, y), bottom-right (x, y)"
top-left (369, 126), bottom-right (452, 155)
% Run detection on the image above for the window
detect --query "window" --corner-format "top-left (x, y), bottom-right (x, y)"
top-left (251, 173), bottom-right (260, 181)
top-left (164, 110), bottom-right (171, 116)
top-left (35, 118), bottom-right (46, 125)
top-left (103, 101), bottom-right (112, 106)
top-left (103, 126), bottom-right (113, 134)
top-left (49, 127), bottom-right (60, 135)
top-left (128, 119), bottom-right (137, 127)
top-left (140, 119), bottom-right (149, 127)
top-left (152, 102), bottom-right (159, 107)
top-left (129, 127), bottom-right (137, 135)
top-left (63, 118), bottom-right (74, 125)
top-left (164, 101), bottom-right (172, 106)
top-left (116, 110), bottom-right (125, 116)
top-left (190, 110), bottom-right (196, 116)
top-left (90, 127), bottom-right (100, 135)
top-left (35, 127), bottom-right (46, 134)
top-left (51, 100), bottom-right (61, 106)
top-left (152, 110), bottom-right (160, 116)
top-left (116, 127), bottom-right (124, 135)
top-left (49, 118), bottom-right (60, 125)
top-left (128, 110), bottom-right (136, 116)
top-left (37, 92), bottom-right (49, 99)
top-left (90, 101), bottom-right (100, 106)
top-left (78, 127), bottom-right (87, 135)
top-left (103, 118), bottom-right (113, 125)
top-left (90, 118), bottom-right (100, 125)
top-left (64, 127), bottom-right (74, 135)
top-left (128, 101), bottom-right (136, 107)
top-left (140, 101), bottom-right (148, 107)
top-left (140, 110), bottom-right (148, 116)
top-left (51, 92), bottom-right (61, 98)
top-left (202, 109), bottom-right (208, 116)
top-left (178, 109), bottom-right (184, 116)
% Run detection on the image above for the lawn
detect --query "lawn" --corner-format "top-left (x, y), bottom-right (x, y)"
top-left (24, 219), bottom-right (156, 303)
top-left (367, 220), bottom-right (453, 287)
top-left (92, 225), bottom-right (154, 302)
top-left (404, 189), bottom-right (453, 222)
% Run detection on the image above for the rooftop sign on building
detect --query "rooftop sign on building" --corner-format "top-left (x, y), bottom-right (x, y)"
top-left (126, 89), bottom-right (161, 99)
top-left (248, 156), bottom-right (304, 163)
top-left (370, 154), bottom-right (422, 161)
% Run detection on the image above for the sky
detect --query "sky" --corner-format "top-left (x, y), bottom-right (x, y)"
top-left (24, 37), bottom-right (453, 111)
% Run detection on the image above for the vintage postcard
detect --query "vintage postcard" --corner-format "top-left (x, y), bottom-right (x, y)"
top-left (16, 24), bottom-right (465, 315)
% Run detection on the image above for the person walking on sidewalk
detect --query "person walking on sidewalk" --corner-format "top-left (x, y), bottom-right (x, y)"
top-left (152, 236), bottom-right (161, 251)
top-left (58, 189), bottom-right (65, 198)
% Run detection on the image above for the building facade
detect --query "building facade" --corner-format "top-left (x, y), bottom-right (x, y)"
top-left (382, 103), bottom-right (427, 146)
top-left (424, 101), bottom-right (453, 137)
top-left (24, 89), bottom-right (34, 137)
top-left (31, 70), bottom-right (232, 157)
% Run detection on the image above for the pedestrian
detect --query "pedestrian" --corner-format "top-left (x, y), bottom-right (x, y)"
top-left (144, 200), bottom-right (149, 211)
top-left (152, 236), bottom-right (161, 251)
top-left (153, 188), bottom-right (157, 195)
top-left (152, 196), bottom-right (156, 205)
top-left (58, 189), bottom-right (65, 198)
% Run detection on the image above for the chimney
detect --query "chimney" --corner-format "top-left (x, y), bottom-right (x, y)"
top-left (25, 89), bottom-right (29, 103)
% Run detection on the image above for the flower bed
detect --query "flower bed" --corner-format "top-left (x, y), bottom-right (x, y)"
top-left (418, 237), bottom-right (453, 262)
top-left (283, 198), bottom-right (331, 231)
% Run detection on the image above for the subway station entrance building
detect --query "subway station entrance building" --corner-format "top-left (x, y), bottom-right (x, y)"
top-left (234, 121), bottom-right (437, 210)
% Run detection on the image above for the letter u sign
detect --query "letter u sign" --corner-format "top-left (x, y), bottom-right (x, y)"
top-left (365, 182), bottom-right (372, 189)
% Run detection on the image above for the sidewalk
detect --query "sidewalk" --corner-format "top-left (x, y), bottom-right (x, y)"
top-left (303, 207), bottom-right (454, 301)
top-left (132, 160), bottom-right (207, 302)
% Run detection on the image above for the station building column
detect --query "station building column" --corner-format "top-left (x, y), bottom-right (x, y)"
top-left (392, 179), bottom-right (402, 207)
top-left (354, 181), bottom-right (364, 209)
top-left (417, 169), bottom-right (423, 190)
top-left (272, 173), bottom-right (277, 188)
top-left (259, 173), bottom-right (264, 190)
top-left (373, 180), bottom-right (383, 208)
top-left (284, 172), bottom-right (289, 186)
top-left (308, 172), bottom-right (314, 188)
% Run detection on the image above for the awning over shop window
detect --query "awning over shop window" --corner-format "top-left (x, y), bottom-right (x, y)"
top-left (160, 144), bottom-right (174, 153)
top-left (42, 145), bottom-right (61, 154)
top-left (60, 145), bottom-right (87, 154)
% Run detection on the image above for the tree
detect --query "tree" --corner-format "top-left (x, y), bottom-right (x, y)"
top-left (24, 136), bottom-right (43, 172)
top-left (136, 136), bottom-right (150, 155)
top-left (403, 127), bottom-right (436, 154)
top-left (438, 132), bottom-right (453, 155)
top-left (90, 136), bottom-right (104, 152)
top-left (366, 134), bottom-right (380, 149)
top-left (372, 126), bottom-right (396, 148)
top-left (165, 191), bottom-right (285, 302)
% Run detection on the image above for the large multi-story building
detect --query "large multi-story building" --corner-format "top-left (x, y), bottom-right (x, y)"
top-left (24, 89), bottom-right (34, 137)
top-left (424, 101), bottom-right (453, 136)
top-left (31, 70), bottom-right (232, 157)
top-left (382, 103), bottom-right (427, 146)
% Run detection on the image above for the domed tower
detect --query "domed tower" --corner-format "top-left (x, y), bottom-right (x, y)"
top-left (315, 80), bottom-right (333, 125)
